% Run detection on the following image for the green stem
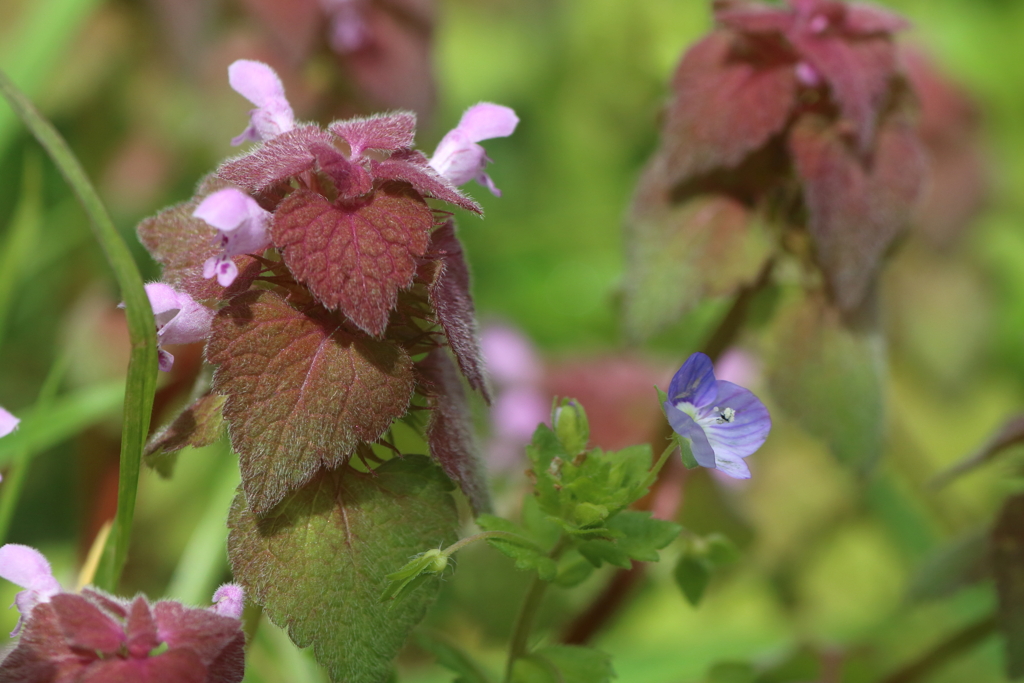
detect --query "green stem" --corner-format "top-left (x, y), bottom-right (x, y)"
top-left (0, 353), bottom-right (70, 542)
top-left (0, 70), bottom-right (158, 593)
top-left (504, 537), bottom-right (568, 682)
top-left (443, 530), bottom-right (546, 558)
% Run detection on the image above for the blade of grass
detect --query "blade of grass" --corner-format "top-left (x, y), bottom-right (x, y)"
top-left (0, 351), bottom-right (72, 543)
top-left (0, 70), bottom-right (158, 593)
top-left (0, 151), bottom-right (42, 349)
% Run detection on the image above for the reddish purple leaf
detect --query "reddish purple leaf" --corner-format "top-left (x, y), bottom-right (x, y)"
top-left (80, 651), bottom-right (207, 683)
top-left (372, 149), bottom-right (482, 214)
top-left (145, 393), bottom-right (227, 474)
top-left (425, 221), bottom-right (490, 401)
top-left (50, 593), bottom-right (125, 653)
top-left (0, 603), bottom-right (81, 682)
top-left (789, 111), bottom-right (926, 310)
top-left (844, 2), bottom-right (911, 35)
top-left (664, 31), bottom-right (798, 186)
top-left (218, 126), bottom-right (338, 194)
top-left (310, 142), bottom-right (373, 199)
top-left (152, 601), bottom-right (244, 670)
top-left (137, 179), bottom-right (261, 306)
top-left (125, 597), bottom-right (160, 659)
top-left (272, 185), bottom-right (433, 336)
top-left (207, 289), bottom-right (416, 515)
top-left (417, 350), bottom-right (491, 514)
top-left (329, 111), bottom-right (418, 157)
top-left (789, 33), bottom-right (897, 149)
top-left (80, 588), bottom-right (128, 619)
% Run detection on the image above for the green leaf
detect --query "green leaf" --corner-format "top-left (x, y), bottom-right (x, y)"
top-left (552, 550), bottom-right (595, 588)
top-left (992, 493), bottom-right (1024, 679)
top-left (477, 515), bottom-right (557, 581)
top-left (415, 632), bottom-right (494, 683)
top-left (513, 646), bottom-right (616, 683)
top-left (674, 554), bottom-right (711, 606)
top-left (755, 645), bottom-right (820, 683)
top-left (608, 511), bottom-right (682, 562)
top-left (767, 293), bottom-right (883, 472)
top-left (208, 289), bottom-right (416, 516)
top-left (144, 393), bottom-right (226, 477)
top-left (552, 398), bottom-right (590, 456)
top-left (527, 423), bottom-right (655, 533)
top-left (228, 455), bottom-right (458, 683)
top-left (906, 529), bottom-right (989, 603)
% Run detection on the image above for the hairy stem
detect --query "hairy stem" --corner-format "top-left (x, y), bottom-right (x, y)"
top-left (505, 538), bottom-right (567, 681)
top-left (0, 70), bottom-right (158, 592)
top-left (444, 530), bottom-right (547, 558)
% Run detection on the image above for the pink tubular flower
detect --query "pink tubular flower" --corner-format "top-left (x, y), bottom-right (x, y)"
top-left (0, 407), bottom-right (18, 439)
top-left (193, 188), bottom-right (272, 287)
top-left (429, 103), bottom-right (519, 196)
top-left (145, 283), bottom-right (215, 372)
top-left (229, 59), bottom-right (296, 145)
top-left (0, 544), bottom-right (61, 635)
top-left (321, 0), bottom-right (369, 53)
top-left (211, 584), bottom-right (244, 620)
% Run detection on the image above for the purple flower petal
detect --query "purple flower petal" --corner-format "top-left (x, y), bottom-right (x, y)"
top-left (667, 352), bottom-right (717, 408)
top-left (158, 349), bottom-right (175, 373)
top-left (0, 407), bottom-right (19, 438)
top-left (714, 453), bottom-right (752, 479)
top-left (211, 584), bottom-right (244, 620)
top-left (455, 103), bottom-right (519, 143)
top-left (144, 284), bottom-right (214, 347)
top-left (663, 402), bottom-right (717, 468)
top-left (0, 545), bottom-right (61, 597)
top-left (228, 60), bottom-right (295, 144)
top-left (702, 380), bottom-right (772, 462)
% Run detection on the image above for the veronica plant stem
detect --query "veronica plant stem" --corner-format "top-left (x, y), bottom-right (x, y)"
top-left (504, 537), bottom-right (568, 682)
top-left (0, 70), bottom-right (159, 592)
top-left (0, 352), bottom-right (70, 543)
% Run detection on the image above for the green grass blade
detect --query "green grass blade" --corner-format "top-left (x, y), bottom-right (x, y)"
top-left (0, 152), bottom-right (42, 349)
top-left (0, 70), bottom-right (158, 593)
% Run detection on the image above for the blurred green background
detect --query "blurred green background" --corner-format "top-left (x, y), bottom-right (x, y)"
top-left (1, 0), bottom-right (1024, 681)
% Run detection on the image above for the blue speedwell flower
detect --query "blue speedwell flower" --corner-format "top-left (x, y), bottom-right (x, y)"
top-left (663, 352), bottom-right (771, 479)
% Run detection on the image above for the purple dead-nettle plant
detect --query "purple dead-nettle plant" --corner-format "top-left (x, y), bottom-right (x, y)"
top-left (663, 352), bottom-right (772, 479)
top-left (0, 407), bottom-right (18, 438)
top-left (133, 58), bottom-right (519, 681)
top-left (0, 544), bottom-right (246, 682)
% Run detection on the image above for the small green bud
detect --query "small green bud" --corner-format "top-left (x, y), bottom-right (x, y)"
top-left (552, 398), bottom-right (590, 455)
top-left (574, 502), bottom-right (609, 527)
top-left (422, 548), bottom-right (448, 574)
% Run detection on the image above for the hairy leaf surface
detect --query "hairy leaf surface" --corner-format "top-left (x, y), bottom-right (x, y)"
top-left (664, 30), bottom-right (797, 187)
top-left (144, 393), bottom-right (227, 476)
top-left (425, 221), bottom-right (489, 399)
top-left (228, 456), bottom-right (458, 683)
top-left (272, 185), bottom-right (433, 336)
top-left (218, 126), bottom-right (338, 193)
top-left (418, 350), bottom-right (491, 513)
top-left (208, 289), bottom-right (415, 515)
top-left (790, 111), bottom-right (925, 311)
top-left (372, 150), bottom-right (482, 214)
top-left (329, 112), bottom-right (417, 157)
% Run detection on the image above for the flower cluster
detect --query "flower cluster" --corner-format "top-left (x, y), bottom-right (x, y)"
top-left (663, 353), bottom-right (771, 479)
top-left (0, 544), bottom-right (245, 681)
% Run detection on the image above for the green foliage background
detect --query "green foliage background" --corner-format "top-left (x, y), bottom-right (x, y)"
top-left (1, 0), bottom-right (1024, 681)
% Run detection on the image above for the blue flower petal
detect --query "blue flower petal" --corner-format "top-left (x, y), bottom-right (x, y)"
top-left (663, 401), bottom-right (717, 468)
top-left (714, 454), bottom-right (751, 479)
top-left (667, 352), bottom-right (717, 408)
top-left (702, 380), bottom-right (771, 461)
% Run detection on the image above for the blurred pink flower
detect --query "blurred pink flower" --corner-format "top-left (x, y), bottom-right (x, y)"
top-left (480, 325), bottom-right (543, 387)
top-left (145, 283), bottom-right (215, 372)
top-left (321, 0), bottom-right (369, 53)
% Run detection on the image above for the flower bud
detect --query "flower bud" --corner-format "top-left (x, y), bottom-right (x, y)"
top-left (552, 398), bottom-right (589, 455)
